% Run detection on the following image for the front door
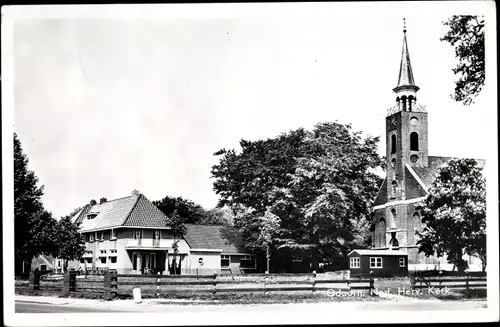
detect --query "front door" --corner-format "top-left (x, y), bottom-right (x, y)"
top-left (141, 253), bottom-right (156, 274)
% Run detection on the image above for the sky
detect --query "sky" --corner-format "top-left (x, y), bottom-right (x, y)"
top-left (4, 2), bottom-right (497, 219)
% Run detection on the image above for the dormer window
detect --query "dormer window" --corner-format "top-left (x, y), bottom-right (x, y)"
top-left (87, 213), bottom-right (98, 220)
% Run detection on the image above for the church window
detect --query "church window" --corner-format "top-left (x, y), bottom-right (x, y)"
top-left (410, 116), bottom-right (418, 125)
top-left (390, 208), bottom-right (397, 227)
top-left (391, 134), bottom-right (397, 154)
top-left (391, 158), bottom-right (396, 167)
top-left (410, 132), bottom-right (419, 151)
top-left (410, 155), bottom-right (419, 163)
top-left (379, 218), bottom-right (386, 247)
top-left (392, 181), bottom-right (398, 198)
top-left (413, 212), bottom-right (421, 242)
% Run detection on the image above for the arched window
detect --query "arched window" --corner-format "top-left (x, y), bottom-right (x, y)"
top-left (401, 95), bottom-right (407, 111)
top-left (379, 218), bottom-right (386, 248)
top-left (410, 132), bottom-right (419, 151)
top-left (408, 95), bottom-right (415, 111)
top-left (413, 212), bottom-right (421, 233)
top-left (392, 180), bottom-right (398, 198)
top-left (390, 208), bottom-right (397, 228)
top-left (391, 134), bottom-right (397, 154)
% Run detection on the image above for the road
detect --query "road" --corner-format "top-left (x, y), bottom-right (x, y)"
top-left (15, 297), bottom-right (488, 313)
top-left (16, 301), bottom-right (131, 313)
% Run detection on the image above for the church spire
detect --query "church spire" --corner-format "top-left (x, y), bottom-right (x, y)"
top-left (393, 18), bottom-right (419, 93)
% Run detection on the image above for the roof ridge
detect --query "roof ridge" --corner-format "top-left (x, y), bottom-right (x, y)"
top-left (121, 195), bottom-right (142, 226)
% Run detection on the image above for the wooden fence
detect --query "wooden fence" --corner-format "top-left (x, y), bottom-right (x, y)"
top-left (410, 270), bottom-right (487, 296)
top-left (18, 270), bottom-right (375, 298)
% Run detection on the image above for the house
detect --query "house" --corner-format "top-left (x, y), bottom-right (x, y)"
top-left (348, 249), bottom-right (408, 277)
top-left (183, 224), bottom-right (257, 275)
top-left (66, 190), bottom-right (255, 275)
top-left (369, 23), bottom-right (485, 271)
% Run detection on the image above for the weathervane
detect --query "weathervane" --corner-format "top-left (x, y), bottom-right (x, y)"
top-left (403, 18), bottom-right (407, 33)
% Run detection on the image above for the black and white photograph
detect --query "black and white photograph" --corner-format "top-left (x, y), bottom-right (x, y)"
top-left (2, 2), bottom-right (498, 325)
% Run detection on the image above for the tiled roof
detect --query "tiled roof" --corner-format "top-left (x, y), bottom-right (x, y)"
top-left (122, 194), bottom-right (170, 228)
top-left (71, 205), bottom-right (91, 225)
top-left (77, 193), bottom-right (171, 232)
top-left (184, 224), bottom-right (246, 254)
top-left (79, 195), bottom-right (139, 231)
top-left (373, 178), bottom-right (387, 206)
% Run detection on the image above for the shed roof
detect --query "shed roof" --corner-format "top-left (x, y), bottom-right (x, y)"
top-left (348, 249), bottom-right (408, 256)
top-left (183, 224), bottom-right (246, 254)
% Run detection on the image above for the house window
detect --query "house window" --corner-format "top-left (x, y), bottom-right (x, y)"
top-left (134, 229), bottom-right (142, 239)
top-left (370, 257), bottom-right (383, 268)
top-left (350, 257), bottom-right (360, 268)
top-left (80, 258), bottom-right (85, 264)
top-left (110, 257), bottom-right (117, 264)
top-left (399, 258), bottom-right (406, 267)
top-left (89, 233), bottom-right (94, 242)
top-left (240, 255), bottom-right (256, 269)
top-left (86, 258), bottom-right (92, 264)
top-left (40, 264), bottom-right (47, 271)
top-left (221, 255), bottom-right (230, 268)
top-left (98, 232), bottom-right (104, 241)
top-left (154, 230), bottom-right (161, 240)
top-left (100, 257), bottom-right (107, 264)
top-left (111, 229), bottom-right (117, 239)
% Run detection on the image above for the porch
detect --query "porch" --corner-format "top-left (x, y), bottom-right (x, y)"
top-left (126, 248), bottom-right (189, 275)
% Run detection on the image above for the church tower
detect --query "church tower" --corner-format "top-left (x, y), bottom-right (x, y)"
top-left (385, 20), bottom-right (428, 205)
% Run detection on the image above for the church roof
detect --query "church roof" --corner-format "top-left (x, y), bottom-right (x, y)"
top-left (373, 156), bottom-right (486, 205)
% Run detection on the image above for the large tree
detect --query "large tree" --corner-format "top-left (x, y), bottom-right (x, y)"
top-left (14, 133), bottom-right (58, 273)
top-left (416, 159), bottom-right (486, 272)
top-left (53, 215), bottom-right (86, 271)
top-left (212, 122), bottom-right (382, 269)
top-left (153, 196), bottom-right (207, 225)
top-left (441, 15), bottom-right (485, 106)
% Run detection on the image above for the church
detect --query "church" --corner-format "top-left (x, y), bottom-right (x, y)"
top-left (369, 23), bottom-right (485, 270)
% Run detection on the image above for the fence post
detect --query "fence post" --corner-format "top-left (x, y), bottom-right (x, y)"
top-left (110, 270), bottom-right (118, 299)
top-left (409, 271), bottom-right (415, 290)
top-left (439, 270), bottom-right (443, 291)
top-left (465, 271), bottom-right (470, 298)
top-left (29, 270), bottom-right (41, 291)
top-left (157, 272), bottom-right (160, 298)
top-left (103, 270), bottom-right (111, 296)
top-left (311, 270), bottom-right (316, 293)
top-left (64, 271), bottom-right (70, 293)
top-left (212, 272), bottom-right (217, 295)
top-left (264, 271), bottom-right (269, 295)
top-left (369, 271), bottom-right (374, 295)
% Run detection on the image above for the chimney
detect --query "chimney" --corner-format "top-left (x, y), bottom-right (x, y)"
top-left (99, 197), bottom-right (107, 204)
top-left (90, 199), bottom-right (97, 206)
top-left (131, 189), bottom-right (140, 196)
